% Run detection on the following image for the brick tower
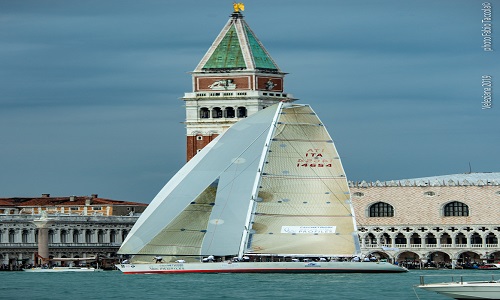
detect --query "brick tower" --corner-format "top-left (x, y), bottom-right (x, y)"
top-left (183, 4), bottom-right (294, 161)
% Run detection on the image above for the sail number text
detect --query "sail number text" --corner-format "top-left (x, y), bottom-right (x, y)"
top-left (297, 149), bottom-right (333, 167)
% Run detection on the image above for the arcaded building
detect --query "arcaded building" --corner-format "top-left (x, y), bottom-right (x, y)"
top-left (0, 194), bottom-right (146, 267)
top-left (350, 173), bottom-right (500, 267)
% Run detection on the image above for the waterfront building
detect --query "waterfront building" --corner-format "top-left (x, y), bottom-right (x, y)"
top-left (351, 173), bottom-right (500, 268)
top-left (182, 7), bottom-right (294, 161)
top-left (0, 194), bottom-right (146, 269)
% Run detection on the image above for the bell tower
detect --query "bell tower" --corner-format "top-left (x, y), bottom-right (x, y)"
top-left (183, 4), bottom-right (294, 161)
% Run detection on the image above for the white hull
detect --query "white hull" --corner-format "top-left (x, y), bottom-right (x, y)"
top-left (116, 261), bottom-right (407, 274)
top-left (23, 267), bottom-right (101, 272)
top-left (419, 281), bottom-right (500, 299)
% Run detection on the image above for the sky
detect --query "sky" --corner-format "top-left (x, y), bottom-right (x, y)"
top-left (1, 0), bottom-right (498, 203)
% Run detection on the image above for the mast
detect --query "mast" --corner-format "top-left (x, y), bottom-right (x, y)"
top-left (238, 102), bottom-right (284, 258)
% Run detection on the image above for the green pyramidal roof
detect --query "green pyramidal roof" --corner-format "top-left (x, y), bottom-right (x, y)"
top-left (203, 25), bottom-right (246, 69)
top-left (197, 13), bottom-right (280, 72)
top-left (244, 25), bottom-right (278, 70)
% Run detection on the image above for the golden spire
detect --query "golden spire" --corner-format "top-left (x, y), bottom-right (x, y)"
top-left (233, 2), bottom-right (245, 13)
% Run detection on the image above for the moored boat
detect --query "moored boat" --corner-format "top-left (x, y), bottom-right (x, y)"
top-left (479, 264), bottom-right (500, 270)
top-left (23, 266), bottom-right (101, 272)
top-left (418, 274), bottom-right (500, 300)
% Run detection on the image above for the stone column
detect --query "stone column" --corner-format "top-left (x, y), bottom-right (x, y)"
top-left (32, 214), bottom-right (54, 266)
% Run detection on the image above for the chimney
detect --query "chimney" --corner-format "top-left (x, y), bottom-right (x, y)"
top-left (41, 194), bottom-right (50, 198)
top-left (85, 198), bottom-right (92, 206)
top-left (91, 194), bottom-right (98, 199)
top-left (69, 196), bottom-right (75, 202)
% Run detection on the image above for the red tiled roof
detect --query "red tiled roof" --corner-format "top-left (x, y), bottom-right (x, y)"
top-left (0, 195), bottom-right (147, 207)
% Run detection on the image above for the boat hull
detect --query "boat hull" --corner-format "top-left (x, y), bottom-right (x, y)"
top-left (116, 261), bottom-right (407, 274)
top-left (419, 281), bottom-right (500, 300)
top-left (23, 267), bottom-right (101, 272)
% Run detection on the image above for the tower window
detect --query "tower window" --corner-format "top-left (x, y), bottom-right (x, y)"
top-left (237, 107), bottom-right (247, 118)
top-left (444, 201), bottom-right (469, 216)
top-left (212, 107), bottom-right (222, 118)
top-left (369, 202), bottom-right (394, 217)
top-left (224, 107), bottom-right (235, 118)
top-left (196, 136), bottom-right (203, 141)
top-left (200, 107), bottom-right (210, 118)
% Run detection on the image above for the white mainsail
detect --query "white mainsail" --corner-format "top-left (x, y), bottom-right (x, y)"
top-left (118, 102), bottom-right (359, 262)
top-left (245, 104), bottom-right (359, 256)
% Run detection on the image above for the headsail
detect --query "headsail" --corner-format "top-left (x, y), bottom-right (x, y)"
top-left (118, 103), bottom-right (280, 259)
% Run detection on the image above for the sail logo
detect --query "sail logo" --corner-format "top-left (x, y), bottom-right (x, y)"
top-left (281, 226), bottom-right (337, 234)
top-left (297, 149), bottom-right (333, 167)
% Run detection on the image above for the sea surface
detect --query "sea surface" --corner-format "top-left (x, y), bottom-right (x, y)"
top-left (0, 269), bottom-right (494, 300)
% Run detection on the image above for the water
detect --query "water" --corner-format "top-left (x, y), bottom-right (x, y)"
top-left (0, 269), bottom-right (484, 300)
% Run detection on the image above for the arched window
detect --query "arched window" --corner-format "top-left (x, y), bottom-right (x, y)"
top-left (395, 233), bottom-right (407, 245)
top-left (110, 230), bottom-right (116, 243)
top-left (200, 107), bottom-right (210, 118)
top-left (444, 201), bottom-right (469, 216)
top-left (85, 230), bottom-right (92, 243)
top-left (60, 230), bottom-right (67, 243)
top-left (98, 230), bottom-right (104, 243)
top-left (48, 230), bottom-right (55, 243)
top-left (73, 230), bottom-right (79, 243)
top-left (224, 107), bottom-right (235, 118)
top-left (212, 107), bottom-right (222, 118)
top-left (470, 232), bottom-right (482, 245)
top-left (369, 202), bottom-right (394, 217)
top-left (22, 230), bottom-right (29, 243)
top-left (237, 106), bottom-right (247, 118)
top-left (9, 229), bottom-right (15, 243)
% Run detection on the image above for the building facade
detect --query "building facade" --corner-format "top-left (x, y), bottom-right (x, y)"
top-left (350, 173), bottom-right (500, 268)
top-left (0, 194), bottom-right (146, 269)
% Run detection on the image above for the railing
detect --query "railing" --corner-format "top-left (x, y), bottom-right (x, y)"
top-left (0, 242), bottom-right (121, 248)
top-left (49, 243), bottom-right (121, 247)
top-left (361, 243), bottom-right (499, 250)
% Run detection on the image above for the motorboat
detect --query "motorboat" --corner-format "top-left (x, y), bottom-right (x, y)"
top-left (418, 274), bottom-right (500, 299)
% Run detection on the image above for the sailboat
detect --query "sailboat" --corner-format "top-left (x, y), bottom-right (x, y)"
top-left (116, 102), bottom-right (407, 274)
